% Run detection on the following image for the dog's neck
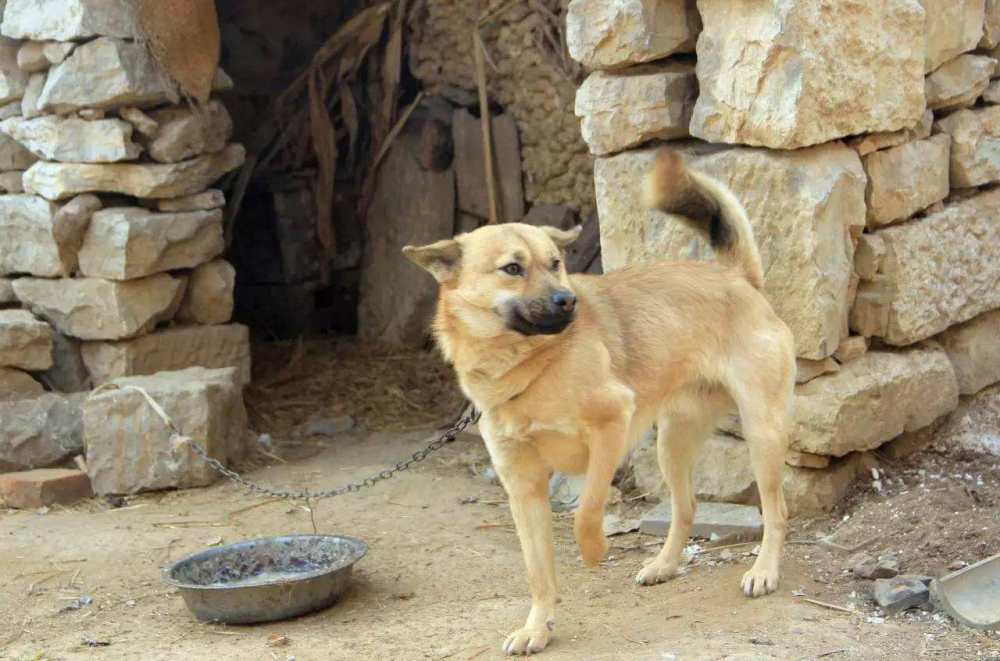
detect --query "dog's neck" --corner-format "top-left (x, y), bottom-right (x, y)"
top-left (434, 296), bottom-right (560, 412)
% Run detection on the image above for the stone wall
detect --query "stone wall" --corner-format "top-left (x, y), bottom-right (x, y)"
top-left (409, 0), bottom-right (596, 215)
top-left (0, 0), bottom-right (250, 497)
top-left (571, 0), bottom-right (1000, 515)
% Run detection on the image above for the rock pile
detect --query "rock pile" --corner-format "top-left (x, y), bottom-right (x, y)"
top-left (570, 0), bottom-right (1000, 515)
top-left (0, 0), bottom-right (249, 503)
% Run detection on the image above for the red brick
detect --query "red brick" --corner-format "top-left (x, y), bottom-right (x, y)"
top-left (0, 469), bottom-right (93, 509)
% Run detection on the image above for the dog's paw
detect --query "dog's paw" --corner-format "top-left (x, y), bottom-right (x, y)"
top-left (503, 624), bottom-right (552, 656)
top-left (740, 563), bottom-right (779, 597)
top-left (635, 559), bottom-right (680, 586)
top-left (576, 530), bottom-right (608, 567)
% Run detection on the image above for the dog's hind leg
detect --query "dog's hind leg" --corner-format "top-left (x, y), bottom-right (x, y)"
top-left (635, 401), bottom-right (717, 586)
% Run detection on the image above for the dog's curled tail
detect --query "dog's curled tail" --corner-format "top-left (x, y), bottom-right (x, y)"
top-left (642, 148), bottom-right (765, 290)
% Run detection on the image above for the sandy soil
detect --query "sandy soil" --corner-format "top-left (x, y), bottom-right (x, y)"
top-left (2, 341), bottom-right (999, 660)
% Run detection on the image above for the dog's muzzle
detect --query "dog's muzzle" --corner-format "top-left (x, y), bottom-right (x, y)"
top-left (505, 289), bottom-right (577, 336)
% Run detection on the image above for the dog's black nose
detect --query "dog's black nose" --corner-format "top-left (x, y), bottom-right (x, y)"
top-left (551, 289), bottom-right (576, 312)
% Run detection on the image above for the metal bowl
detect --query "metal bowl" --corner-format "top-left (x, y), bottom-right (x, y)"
top-left (163, 534), bottom-right (367, 624)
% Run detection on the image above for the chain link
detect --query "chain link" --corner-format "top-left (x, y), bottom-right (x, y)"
top-left (177, 407), bottom-right (481, 502)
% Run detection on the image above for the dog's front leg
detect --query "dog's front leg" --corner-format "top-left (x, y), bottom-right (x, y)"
top-left (574, 415), bottom-right (629, 567)
top-left (489, 439), bottom-right (557, 655)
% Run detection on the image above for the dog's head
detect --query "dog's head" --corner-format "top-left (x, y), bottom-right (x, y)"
top-left (403, 222), bottom-right (582, 338)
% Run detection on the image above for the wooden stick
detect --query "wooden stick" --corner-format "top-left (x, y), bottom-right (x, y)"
top-left (800, 597), bottom-right (855, 614)
top-left (472, 31), bottom-right (500, 225)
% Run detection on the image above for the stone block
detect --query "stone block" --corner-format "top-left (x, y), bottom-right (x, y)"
top-left (145, 100), bottom-right (232, 163)
top-left (639, 501), bottom-right (763, 539)
top-left (575, 62), bottom-right (696, 156)
top-left (834, 336), bottom-right (869, 365)
top-left (37, 37), bottom-right (173, 112)
top-left (691, 0), bottom-right (925, 149)
top-left (360, 129), bottom-right (454, 347)
top-left (452, 109), bottom-right (523, 222)
top-left (16, 41), bottom-right (47, 72)
top-left (0, 37), bottom-right (28, 104)
top-left (1, 0), bottom-right (138, 41)
top-left (20, 71), bottom-right (43, 118)
top-left (785, 451), bottom-right (830, 470)
top-left (0, 115), bottom-right (141, 162)
top-left (0, 132), bottom-right (36, 169)
top-left (851, 190), bottom-right (1000, 344)
top-left (792, 345), bottom-right (959, 457)
top-left (984, 0), bottom-right (1000, 48)
top-left (847, 110), bottom-right (933, 156)
top-left (176, 260), bottom-right (235, 325)
top-left (936, 106), bottom-right (1000, 188)
top-left (0, 468), bottom-right (92, 508)
top-left (796, 357), bottom-right (840, 385)
top-left (38, 332), bottom-right (90, 393)
top-left (920, 0), bottom-right (986, 73)
top-left (0, 366), bottom-right (43, 401)
top-left (83, 367), bottom-right (248, 495)
top-left (13, 274), bottom-right (184, 340)
top-left (0, 309), bottom-right (52, 370)
top-left (873, 576), bottom-right (930, 615)
top-left (596, 142), bottom-right (865, 359)
top-left (521, 204), bottom-right (576, 230)
top-left (23, 144), bottom-right (245, 200)
top-left (925, 54), bottom-right (996, 111)
top-left (81, 323), bottom-right (251, 387)
top-left (157, 189), bottom-right (225, 212)
top-left (782, 453), bottom-right (871, 517)
top-left (0, 99), bottom-right (19, 120)
top-left (78, 207), bottom-right (223, 280)
top-left (0, 171), bottom-right (22, 192)
top-left (566, 0), bottom-right (699, 70)
top-left (0, 392), bottom-right (84, 471)
top-left (862, 134), bottom-right (951, 227)
top-left (631, 432), bottom-right (757, 504)
top-left (0, 276), bottom-right (13, 303)
top-left (119, 106), bottom-right (158, 137)
top-left (938, 309), bottom-right (1000, 395)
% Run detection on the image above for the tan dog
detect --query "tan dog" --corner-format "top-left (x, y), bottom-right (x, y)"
top-left (403, 148), bottom-right (796, 655)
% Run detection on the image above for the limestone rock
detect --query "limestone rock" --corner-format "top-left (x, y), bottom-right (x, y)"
top-left (834, 336), bottom-right (869, 365)
top-left (691, 0), bottom-right (925, 149)
top-left (984, 0), bottom-right (1000, 48)
top-left (0, 276), bottom-right (14, 303)
top-left (1, 0), bottom-right (138, 41)
top-left (631, 432), bottom-right (757, 504)
top-left (15, 41), bottom-right (47, 72)
top-left (0, 132), bottom-right (36, 169)
top-left (0, 37), bottom-right (28, 104)
top-left (920, 0), bottom-right (987, 73)
top-left (925, 54), bottom-right (996, 111)
top-left (37, 37), bottom-right (174, 112)
top-left (176, 260), bottom-right (235, 325)
top-left (566, 0), bottom-right (699, 70)
top-left (936, 106), bottom-right (1000, 187)
top-left (0, 115), bottom-right (141, 162)
top-left (596, 142), bottom-right (865, 359)
top-left (81, 323), bottom-right (251, 387)
top-left (792, 345), bottom-right (959, 457)
top-left (785, 451), bottom-right (830, 470)
top-left (0, 99), bottom-right (19, 119)
top-left (81, 323), bottom-right (250, 387)
top-left (847, 110), bottom-right (934, 156)
top-left (873, 576), bottom-right (930, 615)
top-left (38, 332), bottom-right (90, 393)
top-left (20, 71), bottom-right (43, 118)
top-left (923, 383), bottom-right (1000, 456)
top-left (157, 189), bottom-right (224, 212)
top-left (78, 207), bottom-right (223, 280)
top-left (42, 41), bottom-right (74, 66)
top-left (0, 366), bottom-right (43, 400)
top-left (851, 190), bottom-right (1000, 344)
top-left (145, 100), bottom-right (232, 163)
top-left (0, 393), bottom-right (84, 471)
top-left (23, 144), bottom-right (245, 200)
top-left (0, 309), bottom-right (52, 370)
top-left (452, 109), bottom-right (523, 222)
top-left (985, 79), bottom-right (1000, 103)
top-left (0, 170), bottom-right (22, 192)
top-left (83, 367), bottom-right (248, 495)
top-left (575, 62), bottom-right (696, 156)
top-left (863, 134), bottom-right (951, 226)
top-left (796, 357), bottom-right (840, 384)
top-left (12, 274), bottom-right (184, 340)
top-left (939, 309), bottom-right (1000, 395)
top-left (361, 128), bottom-right (454, 347)
top-left (0, 194), bottom-right (87, 277)
top-left (119, 106), bottom-right (158, 137)
top-left (783, 453), bottom-right (872, 516)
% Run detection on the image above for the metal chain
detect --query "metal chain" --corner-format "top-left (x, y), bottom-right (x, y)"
top-left (178, 407), bottom-right (481, 502)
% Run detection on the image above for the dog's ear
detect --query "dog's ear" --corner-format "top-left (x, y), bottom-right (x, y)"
top-left (540, 225), bottom-right (583, 249)
top-left (402, 239), bottom-right (462, 283)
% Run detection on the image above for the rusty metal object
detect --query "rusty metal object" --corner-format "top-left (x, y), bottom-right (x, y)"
top-left (929, 553), bottom-right (1000, 630)
top-left (163, 534), bottom-right (367, 624)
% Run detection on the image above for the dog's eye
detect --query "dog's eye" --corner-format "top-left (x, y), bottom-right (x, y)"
top-left (551, 259), bottom-right (561, 271)
top-left (501, 263), bottom-right (524, 276)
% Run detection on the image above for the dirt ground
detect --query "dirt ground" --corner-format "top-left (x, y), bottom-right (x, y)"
top-left (2, 340), bottom-right (1000, 661)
